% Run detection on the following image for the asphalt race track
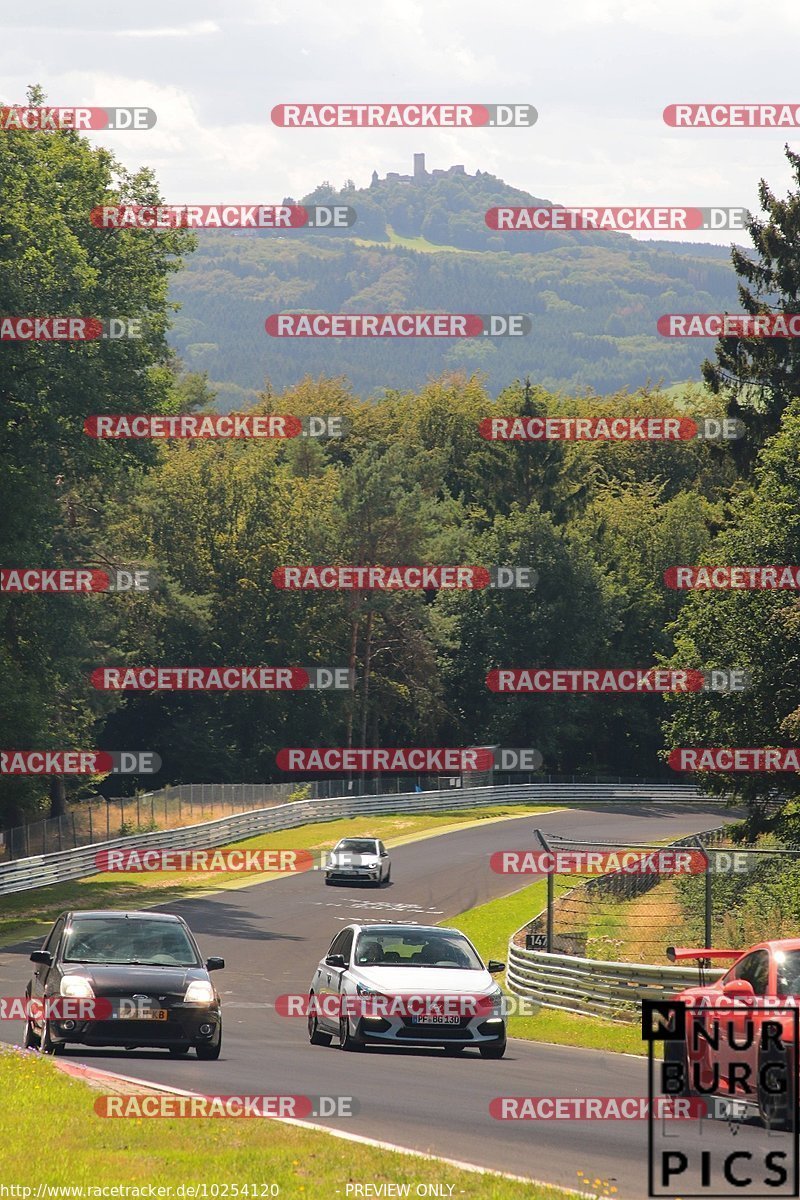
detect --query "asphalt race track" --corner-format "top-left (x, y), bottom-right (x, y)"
top-left (0, 801), bottom-right (783, 1197)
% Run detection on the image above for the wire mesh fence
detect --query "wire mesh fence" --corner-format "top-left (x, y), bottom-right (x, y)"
top-left (0, 771), bottom-right (680, 863)
top-left (519, 830), bottom-right (800, 964)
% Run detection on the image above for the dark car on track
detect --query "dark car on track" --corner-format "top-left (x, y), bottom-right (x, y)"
top-left (23, 910), bottom-right (224, 1059)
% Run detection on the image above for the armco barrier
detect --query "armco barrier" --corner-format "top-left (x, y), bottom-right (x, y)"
top-left (0, 781), bottom-right (712, 897)
top-left (506, 944), bottom-right (724, 1021)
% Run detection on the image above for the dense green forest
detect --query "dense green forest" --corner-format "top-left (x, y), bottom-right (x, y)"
top-left (168, 165), bottom-right (738, 405)
top-left (2, 94), bottom-right (800, 833)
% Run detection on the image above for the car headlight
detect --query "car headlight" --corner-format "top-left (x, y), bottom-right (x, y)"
top-left (356, 982), bottom-right (381, 996)
top-left (60, 976), bottom-right (95, 998)
top-left (184, 980), bottom-right (215, 1004)
top-left (487, 986), bottom-right (505, 1014)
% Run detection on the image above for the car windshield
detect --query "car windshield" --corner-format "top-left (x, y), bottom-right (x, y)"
top-left (353, 927), bottom-right (482, 969)
top-left (62, 918), bottom-right (199, 966)
top-left (775, 950), bottom-right (800, 994)
top-left (337, 840), bottom-right (378, 854)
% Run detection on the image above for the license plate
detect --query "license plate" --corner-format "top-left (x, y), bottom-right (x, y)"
top-left (411, 1015), bottom-right (460, 1024)
top-left (115, 1009), bottom-right (168, 1020)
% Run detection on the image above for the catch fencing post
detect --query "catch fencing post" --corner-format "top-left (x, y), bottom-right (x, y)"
top-left (693, 836), bottom-right (713, 948)
top-left (535, 828), bottom-right (554, 951)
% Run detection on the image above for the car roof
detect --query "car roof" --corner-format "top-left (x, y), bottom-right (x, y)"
top-left (349, 923), bottom-right (460, 934)
top-left (63, 911), bottom-right (183, 922)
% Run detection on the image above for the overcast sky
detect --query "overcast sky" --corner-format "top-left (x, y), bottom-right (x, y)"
top-left (4, 0), bottom-right (800, 244)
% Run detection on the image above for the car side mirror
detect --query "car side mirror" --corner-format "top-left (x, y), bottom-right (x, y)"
top-left (722, 978), bottom-right (755, 998)
top-left (205, 957), bottom-right (225, 971)
top-left (325, 954), bottom-right (346, 969)
top-left (30, 950), bottom-right (52, 966)
top-left (380, 850), bottom-right (388, 857)
top-left (487, 960), bottom-right (505, 973)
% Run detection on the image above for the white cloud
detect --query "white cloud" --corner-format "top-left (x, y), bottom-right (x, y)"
top-left (115, 21), bottom-right (221, 38)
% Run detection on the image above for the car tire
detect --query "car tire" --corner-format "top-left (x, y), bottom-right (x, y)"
top-left (758, 1046), bottom-right (794, 1131)
top-left (40, 1020), bottom-right (64, 1056)
top-left (196, 1021), bottom-right (222, 1061)
top-left (168, 1045), bottom-right (191, 1057)
top-left (382, 867), bottom-right (391, 887)
top-left (663, 1035), bottom-right (690, 1096)
top-left (22, 1014), bottom-right (39, 1050)
top-left (479, 1040), bottom-right (506, 1059)
top-left (339, 1014), bottom-right (365, 1052)
top-left (324, 877), bottom-right (333, 886)
top-left (308, 997), bottom-right (333, 1046)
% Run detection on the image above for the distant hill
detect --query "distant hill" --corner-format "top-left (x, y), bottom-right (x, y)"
top-left (167, 157), bottom-right (741, 406)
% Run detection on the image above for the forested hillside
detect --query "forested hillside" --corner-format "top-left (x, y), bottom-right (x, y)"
top-left (168, 162), bottom-right (738, 405)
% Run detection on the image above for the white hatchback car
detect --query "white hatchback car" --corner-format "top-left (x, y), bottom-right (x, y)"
top-left (307, 923), bottom-right (507, 1057)
top-left (324, 837), bottom-right (391, 887)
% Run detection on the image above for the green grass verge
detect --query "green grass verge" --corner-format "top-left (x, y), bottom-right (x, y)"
top-left (0, 1051), bottom-right (583, 1198)
top-left (0, 803), bottom-right (558, 947)
top-left (447, 881), bottom-right (646, 1056)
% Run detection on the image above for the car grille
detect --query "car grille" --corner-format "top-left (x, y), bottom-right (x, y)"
top-left (396, 1023), bottom-right (474, 1041)
top-left (83, 1020), bottom-right (185, 1041)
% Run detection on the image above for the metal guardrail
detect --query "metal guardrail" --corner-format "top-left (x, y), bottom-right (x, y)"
top-left (506, 944), bottom-right (725, 1021)
top-left (0, 781), bottom-right (711, 897)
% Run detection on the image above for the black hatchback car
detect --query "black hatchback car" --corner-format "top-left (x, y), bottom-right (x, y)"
top-left (24, 910), bottom-right (224, 1058)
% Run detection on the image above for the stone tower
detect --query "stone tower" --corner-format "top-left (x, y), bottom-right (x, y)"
top-left (413, 153), bottom-right (426, 178)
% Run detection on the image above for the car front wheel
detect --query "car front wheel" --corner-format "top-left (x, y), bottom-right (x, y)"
top-left (40, 1020), bottom-right (64, 1056)
top-left (196, 1021), bottom-right (222, 1060)
top-left (758, 1047), bottom-right (794, 1130)
top-left (22, 1015), bottom-right (39, 1050)
top-left (308, 996), bottom-right (333, 1046)
top-left (479, 1040), bottom-right (506, 1059)
top-left (339, 1014), bottom-right (365, 1051)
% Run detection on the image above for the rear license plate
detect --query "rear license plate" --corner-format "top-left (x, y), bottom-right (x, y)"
top-left (411, 1015), bottom-right (460, 1024)
top-left (115, 1009), bottom-right (168, 1020)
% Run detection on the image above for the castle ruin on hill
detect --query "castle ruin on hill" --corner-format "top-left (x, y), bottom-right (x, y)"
top-left (371, 154), bottom-right (473, 186)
